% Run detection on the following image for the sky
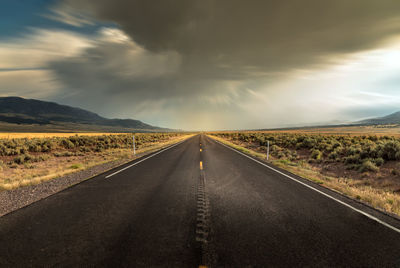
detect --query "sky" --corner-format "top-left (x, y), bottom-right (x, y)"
top-left (2, 1), bottom-right (400, 130)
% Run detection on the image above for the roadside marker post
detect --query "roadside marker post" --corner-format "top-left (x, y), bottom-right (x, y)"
top-left (133, 134), bottom-right (136, 155)
top-left (267, 140), bottom-right (270, 161)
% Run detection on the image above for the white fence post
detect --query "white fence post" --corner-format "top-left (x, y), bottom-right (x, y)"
top-left (133, 134), bottom-right (136, 155)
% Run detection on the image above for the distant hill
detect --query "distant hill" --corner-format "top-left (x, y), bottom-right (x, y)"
top-left (357, 111), bottom-right (400, 125)
top-left (0, 97), bottom-right (169, 132)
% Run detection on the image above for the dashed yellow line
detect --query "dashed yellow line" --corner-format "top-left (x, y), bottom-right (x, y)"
top-left (200, 161), bottom-right (203, 170)
top-left (199, 266), bottom-right (207, 268)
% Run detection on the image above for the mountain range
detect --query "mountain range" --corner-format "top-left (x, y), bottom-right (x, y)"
top-left (0, 97), bottom-right (168, 132)
top-left (1, 96), bottom-right (399, 132)
top-left (357, 111), bottom-right (400, 125)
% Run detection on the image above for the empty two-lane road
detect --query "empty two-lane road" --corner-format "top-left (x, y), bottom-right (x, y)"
top-left (1, 134), bottom-right (400, 267)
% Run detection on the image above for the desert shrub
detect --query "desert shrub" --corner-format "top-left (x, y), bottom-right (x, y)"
top-left (332, 141), bottom-right (341, 149)
top-left (277, 151), bottom-right (286, 159)
top-left (290, 150), bottom-right (298, 159)
top-left (344, 154), bottom-right (362, 165)
top-left (270, 144), bottom-right (281, 152)
top-left (379, 140), bottom-right (400, 161)
top-left (41, 145), bottom-right (50, 152)
top-left (359, 160), bottom-right (379, 173)
top-left (360, 140), bottom-right (377, 159)
top-left (61, 139), bottom-right (75, 149)
top-left (301, 137), bottom-right (317, 149)
top-left (295, 143), bottom-right (303, 150)
top-left (310, 149), bottom-right (322, 160)
top-left (79, 147), bottom-right (92, 153)
top-left (5, 148), bottom-right (19, 156)
top-left (368, 135), bottom-right (378, 142)
top-left (13, 154), bottom-right (32, 165)
top-left (328, 150), bottom-right (340, 160)
top-left (94, 144), bottom-right (105, 152)
top-left (347, 145), bottom-right (362, 156)
top-left (28, 144), bottom-right (41, 152)
top-left (373, 157), bottom-right (385, 167)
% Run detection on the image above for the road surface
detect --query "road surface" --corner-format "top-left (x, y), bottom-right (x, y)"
top-left (0, 134), bottom-right (400, 267)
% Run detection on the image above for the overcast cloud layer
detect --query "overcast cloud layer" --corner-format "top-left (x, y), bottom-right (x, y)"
top-left (2, 1), bottom-right (400, 130)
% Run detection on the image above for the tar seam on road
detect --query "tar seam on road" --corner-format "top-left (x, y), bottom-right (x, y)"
top-left (196, 139), bottom-right (210, 268)
top-left (196, 168), bottom-right (210, 266)
top-left (213, 139), bottom-right (400, 234)
top-left (105, 139), bottom-right (187, 178)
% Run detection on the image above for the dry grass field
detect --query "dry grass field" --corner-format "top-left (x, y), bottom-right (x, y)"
top-left (0, 133), bottom-right (124, 139)
top-left (252, 124), bottom-right (400, 137)
top-left (0, 133), bottom-right (192, 190)
top-left (209, 131), bottom-right (400, 217)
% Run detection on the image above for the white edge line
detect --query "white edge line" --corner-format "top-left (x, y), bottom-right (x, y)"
top-left (105, 139), bottom-right (187, 178)
top-left (212, 138), bottom-right (400, 234)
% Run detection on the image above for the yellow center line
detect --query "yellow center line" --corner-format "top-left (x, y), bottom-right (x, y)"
top-left (199, 266), bottom-right (207, 268)
top-left (200, 161), bottom-right (203, 170)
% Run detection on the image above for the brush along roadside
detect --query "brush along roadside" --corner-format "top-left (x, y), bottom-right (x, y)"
top-left (0, 133), bottom-right (193, 190)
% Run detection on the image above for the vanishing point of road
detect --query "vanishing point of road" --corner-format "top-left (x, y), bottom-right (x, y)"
top-left (1, 134), bottom-right (400, 267)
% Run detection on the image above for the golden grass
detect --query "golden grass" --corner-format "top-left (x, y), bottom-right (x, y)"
top-left (0, 132), bottom-right (124, 139)
top-left (208, 134), bottom-right (400, 217)
top-left (209, 125), bottom-right (400, 137)
top-left (0, 134), bottom-right (193, 190)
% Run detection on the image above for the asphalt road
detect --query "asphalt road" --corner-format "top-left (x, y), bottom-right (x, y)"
top-left (1, 134), bottom-right (400, 267)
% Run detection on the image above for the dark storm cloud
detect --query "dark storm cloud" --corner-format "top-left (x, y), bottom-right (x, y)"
top-left (45, 0), bottom-right (400, 129)
top-left (60, 0), bottom-right (400, 74)
top-left (46, 35), bottom-right (248, 121)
